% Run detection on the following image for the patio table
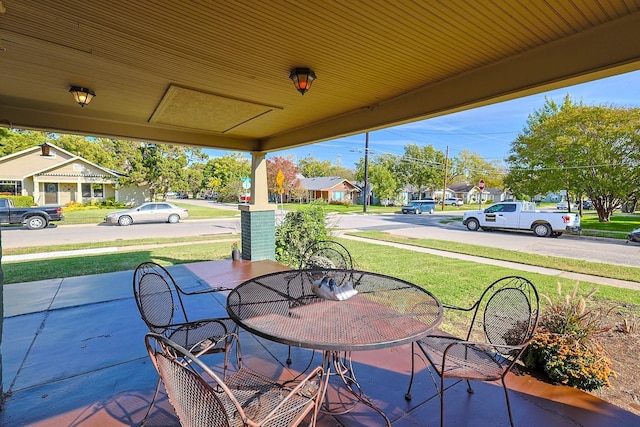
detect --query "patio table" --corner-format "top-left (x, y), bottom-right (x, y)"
top-left (226, 268), bottom-right (443, 425)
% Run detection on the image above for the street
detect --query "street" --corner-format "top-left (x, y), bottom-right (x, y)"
top-left (1, 208), bottom-right (639, 268)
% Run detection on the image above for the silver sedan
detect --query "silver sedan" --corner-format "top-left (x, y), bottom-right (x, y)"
top-left (104, 202), bottom-right (189, 226)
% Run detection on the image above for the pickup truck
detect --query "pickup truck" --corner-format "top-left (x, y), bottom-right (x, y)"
top-left (462, 201), bottom-right (581, 237)
top-left (0, 198), bottom-right (64, 230)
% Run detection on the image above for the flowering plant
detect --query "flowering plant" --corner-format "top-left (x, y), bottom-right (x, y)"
top-left (522, 282), bottom-right (615, 391)
top-left (231, 242), bottom-right (239, 251)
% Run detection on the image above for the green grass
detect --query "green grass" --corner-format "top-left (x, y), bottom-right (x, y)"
top-left (3, 233), bottom-right (639, 311)
top-left (580, 213), bottom-right (640, 232)
top-left (1, 241), bottom-right (235, 284)
top-left (349, 230), bottom-right (640, 283)
top-left (340, 238), bottom-right (640, 308)
top-left (1, 235), bottom-right (238, 256)
top-left (60, 202), bottom-right (239, 225)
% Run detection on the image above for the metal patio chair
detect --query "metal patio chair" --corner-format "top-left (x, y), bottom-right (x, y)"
top-left (299, 239), bottom-right (354, 270)
top-left (133, 261), bottom-right (238, 424)
top-left (284, 240), bottom-right (356, 366)
top-left (145, 333), bottom-right (325, 427)
top-left (405, 276), bottom-right (539, 427)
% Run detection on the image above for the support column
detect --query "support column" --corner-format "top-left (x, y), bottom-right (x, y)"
top-left (77, 180), bottom-right (83, 204)
top-left (238, 152), bottom-right (276, 261)
top-left (33, 177), bottom-right (40, 205)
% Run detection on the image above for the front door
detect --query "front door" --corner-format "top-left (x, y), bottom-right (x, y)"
top-left (44, 183), bottom-right (58, 205)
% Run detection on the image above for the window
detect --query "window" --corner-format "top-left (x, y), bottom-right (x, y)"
top-left (82, 183), bottom-right (92, 197)
top-left (92, 184), bottom-right (103, 197)
top-left (0, 180), bottom-right (22, 195)
top-left (82, 183), bottom-right (104, 198)
top-left (486, 204), bottom-right (504, 213)
top-left (333, 191), bottom-right (345, 201)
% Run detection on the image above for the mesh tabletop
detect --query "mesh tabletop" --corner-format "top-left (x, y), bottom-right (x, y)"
top-left (227, 269), bottom-right (443, 351)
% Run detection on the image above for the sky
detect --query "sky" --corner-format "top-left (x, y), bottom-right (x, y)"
top-left (206, 69), bottom-right (640, 169)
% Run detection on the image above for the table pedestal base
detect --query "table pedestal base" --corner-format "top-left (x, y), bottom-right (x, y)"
top-left (321, 351), bottom-right (392, 427)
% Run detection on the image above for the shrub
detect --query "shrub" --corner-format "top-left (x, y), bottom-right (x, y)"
top-left (275, 201), bottom-right (331, 267)
top-left (4, 195), bottom-right (35, 207)
top-left (523, 282), bottom-right (616, 391)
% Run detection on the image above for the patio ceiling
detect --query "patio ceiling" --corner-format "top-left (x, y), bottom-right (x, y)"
top-left (1, 1), bottom-right (639, 154)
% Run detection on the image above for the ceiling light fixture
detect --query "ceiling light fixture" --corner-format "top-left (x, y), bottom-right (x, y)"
top-left (69, 86), bottom-right (96, 107)
top-left (289, 68), bottom-right (316, 95)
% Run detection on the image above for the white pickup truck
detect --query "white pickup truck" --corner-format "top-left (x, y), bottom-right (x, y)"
top-left (462, 201), bottom-right (581, 237)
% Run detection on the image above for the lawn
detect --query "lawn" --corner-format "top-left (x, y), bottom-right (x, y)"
top-left (580, 213), bottom-right (640, 232)
top-left (3, 236), bottom-right (639, 310)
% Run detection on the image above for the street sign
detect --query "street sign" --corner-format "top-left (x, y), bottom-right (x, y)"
top-left (478, 179), bottom-right (485, 191)
top-left (276, 170), bottom-right (284, 187)
top-left (242, 178), bottom-right (251, 190)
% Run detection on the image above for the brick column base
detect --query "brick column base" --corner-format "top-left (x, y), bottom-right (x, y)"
top-left (240, 209), bottom-right (275, 261)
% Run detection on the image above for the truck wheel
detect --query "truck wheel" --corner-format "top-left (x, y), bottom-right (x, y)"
top-left (533, 223), bottom-right (552, 237)
top-left (118, 215), bottom-right (133, 226)
top-left (428, 208), bottom-right (434, 214)
top-left (415, 209), bottom-right (421, 214)
top-left (465, 218), bottom-right (480, 231)
top-left (26, 216), bottom-right (47, 230)
top-left (168, 214), bottom-right (180, 223)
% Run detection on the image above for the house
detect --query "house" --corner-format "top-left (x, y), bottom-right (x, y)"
top-left (444, 183), bottom-right (476, 203)
top-left (298, 176), bottom-right (359, 204)
top-left (448, 182), bottom-right (513, 204)
top-left (0, 143), bottom-right (147, 206)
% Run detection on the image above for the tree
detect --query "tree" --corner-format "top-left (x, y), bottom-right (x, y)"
top-left (297, 155), bottom-right (355, 180)
top-left (397, 144), bottom-right (446, 198)
top-left (298, 155), bottom-right (331, 177)
top-left (355, 153), bottom-right (401, 205)
top-left (118, 143), bottom-right (189, 202)
top-left (505, 96), bottom-right (640, 221)
top-left (0, 129), bottom-right (48, 157)
top-left (449, 149), bottom-right (505, 189)
top-left (204, 153), bottom-right (250, 202)
top-left (267, 156), bottom-right (299, 201)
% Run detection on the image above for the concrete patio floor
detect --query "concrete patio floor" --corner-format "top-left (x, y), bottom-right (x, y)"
top-left (2, 259), bottom-right (638, 426)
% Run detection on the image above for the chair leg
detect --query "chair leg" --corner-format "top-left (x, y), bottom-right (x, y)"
top-left (405, 342), bottom-right (416, 400)
top-left (141, 378), bottom-right (161, 426)
top-left (287, 345), bottom-right (292, 365)
top-left (466, 379), bottom-right (474, 394)
top-left (440, 370), bottom-right (446, 427)
top-left (502, 376), bottom-right (515, 427)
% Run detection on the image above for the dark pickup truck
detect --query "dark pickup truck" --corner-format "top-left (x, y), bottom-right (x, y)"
top-left (0, 198), bottom-right (64, 230)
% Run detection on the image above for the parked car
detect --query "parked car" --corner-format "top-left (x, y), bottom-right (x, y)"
top-left (0, 197), bottom-right (64, 230)
top-left (104, 202), bottom-right (189, 226)
top-left (444, 197), bottom-right (463, 206)
top-left (463, 201), bottom-right (581, 237)
top-left (628, 227), bottom-right (640, 243)
top-left (574, 200), bottom-right (593, 209)
top-left (556, 201), bottom-right (569, 210)
top-left (401, 200), bottom-right (436, 214)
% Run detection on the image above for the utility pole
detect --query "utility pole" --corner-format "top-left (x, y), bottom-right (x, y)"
top-left (363, 132), bottom-right (370, 213)
top-left (441, 146), bottom-right (448, 211)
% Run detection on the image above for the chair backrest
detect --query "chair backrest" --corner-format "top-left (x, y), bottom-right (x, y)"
top-left (300, 240), bottom-right (354, 270)
top-left (467, 276), bottom-right (539, 356)
top-left (133, 262), bottom-right (187, 335)
top-left (145, 333), bottom-right (241, 427)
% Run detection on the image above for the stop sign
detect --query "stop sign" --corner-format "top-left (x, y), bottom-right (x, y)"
top-left (478, 179), bottom-right (485, 190)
